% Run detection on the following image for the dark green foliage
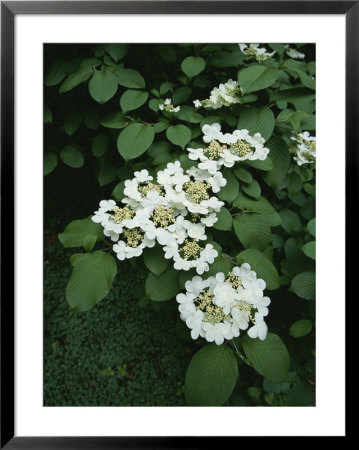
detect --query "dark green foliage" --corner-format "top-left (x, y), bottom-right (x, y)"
top-left (44, 237), bottom-right (191, 406)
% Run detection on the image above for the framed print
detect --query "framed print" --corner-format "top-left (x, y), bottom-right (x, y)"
top-left (1, 1), bottom-right (351, 447)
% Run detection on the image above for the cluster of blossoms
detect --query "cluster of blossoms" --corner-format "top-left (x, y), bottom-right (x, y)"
top-left (238, 43), bottom-right (276, 62)
top-left (159, 98), bottom-right (180, 113)
top-left (92, 162), bottom-right (222, 274)
top-left (177, 264), bottom-right (271, 345)
top-left (187, 123), bottom-right (270, 171)
top-left (290, 131), bottom-right (316, 166)
top-left (193, 79), bottom-right (242, 110)
top-left (284, 45), bottom-right (305, 59)
top-left (92, 121), bottom-right (271, 275)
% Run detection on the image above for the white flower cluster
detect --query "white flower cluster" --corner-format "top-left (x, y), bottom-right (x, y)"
top-left (187, 123), bottom-right (270, 171)
top-left (193, 79), bottom-right (242, 110)
top-left (290, 131), bottom-right (316, 166)
top-left (159, 98), bottom-right (180, 113)
top-left (284, 45), bottom-right (305, 59)
top-left (238, 43), bottom-right (276, 62)
top-left (92, 158), bottom-right (225, 274)
top-left (92, 122), bottom-right (270, 279)
top-left (177, 264), bottom-right (271, 345)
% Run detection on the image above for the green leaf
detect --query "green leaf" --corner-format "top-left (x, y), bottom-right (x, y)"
top-left (213, 207), bottom-right (233, 231)
top-left (263, 136), bottom-right (291, 188)
top-left (209, 50), bottom-right (244, 68)
top-left (243, 157), bottom-right (274, 171)
top-left (89, 69), bottom-right (119, 104)
top-left (117, 123), bottom-right (155, 161)
top-left (44, 105), bottom-right (53, 124)
top-left (279, 209), bottom-right (302, 234)
top-left (97, 157), bottom-right (118, 186)
top-left (217, 171), bottom-right (239, 203)
top-left (233, 193), bottom-right (275, 216)
top-left (307, 218), bottom-right (316, 236)
top-left (80, 58), bottom-right (102, 69)
top-left (44, 152), bottom-right (57, 176)
top-left (287, 172), bottom-right (302, 194)
top-left (112, 181), bottom-right (125, 201)
top-left (145, 267), bottom-right (180, 301)
top-left (238, 65), bottom-right (278, 93)
top-left (60, 146), bottom-right (84, 168)
top-left (120, 89), bottom-right (149, 113)
top-left (64, 110), bottom-right (82, 136)
top-left (236, 249), bottom-right (280, 290)
top-left (270, 87), bottom-right (315, 104)
top-left (83, 234), bottom-right (97, 252)
top-left (59, 67), bottom-right (93, 94)
top-left (148, 98), bottom-right (162, 113)
top-left (58, 217), bottom-right (103, 248)
top-left (287, 382), bottom-right (313, 406)
top-left (234, 214), bottom-right (271, 251)
top-left (181, 56), bottom-right (206, 78)
top-left (45, 60), bottom-right (67, 87)
top-left (289, 319), bottom-right (313, 338)
top-left (115, 67), bottom-right (145, 89)
top-left (242, 332), bottom-right (290, 382)
top-left (234, 167), bottom-right (252, 183)
top-left (153, 121), bottom-right (169, 133)
top-left (302, 241), bottom-right (315, 259)
top-left (174, 106), bottom-right (202, 124)
top-left (92, 133), bottom-right (109, 158)
top-left (143, 245), bottom-right (169, 276)
top-left (100, 111), bottom-right (127, 129)
top-left (206, 256), bottom-right (232, 277)
top-left (185, 344), bottom-right (238, 406)
top-left (172, 87), bottom-right (192, 105)
top-left (237, 106), bottom-right (275, 141)
top-left (290, 271), bottom-right (315, 300)
top-left (166, 125), bottom-right (191, 149)
top-left (282, 64), bottom-right (316, 90)
top-left (105, 44), bottom-right (127, 62)
top-left (159, 81), bottom-right (174, 96)
top-left (66, 251), bottom-right (117, 312)
top-left (242, 179), bottom-right (261, 199)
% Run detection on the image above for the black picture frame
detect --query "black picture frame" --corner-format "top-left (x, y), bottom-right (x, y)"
top-left (1, 1), bottom-right (351, 447)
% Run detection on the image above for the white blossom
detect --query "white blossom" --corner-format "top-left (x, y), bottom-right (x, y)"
top-left (239, 43), bottom-right (276, 62)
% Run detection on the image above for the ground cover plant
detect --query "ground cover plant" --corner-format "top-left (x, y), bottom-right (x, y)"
top-left (44, 43), bottom-right (316, 406)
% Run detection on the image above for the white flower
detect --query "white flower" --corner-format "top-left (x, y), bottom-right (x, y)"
top-left (184, 222), bottom-right (207, 241)
top-left (198, 159), bottom-right (221, 175)
top-left (159, 98), bottom-right (180, 113)
top-left (185, 276), bottom-right (207, 297)
top-left (208, 172), bottom-right (227, 193)
top-left (247, 313), bottom-right (268, 340)
top-left (202, 322), bottom-right (233, 345)
top-left (286, 47), bottom-right (305, 59)
top-left (239, 43), bottom-right (276, 62)
top-left (134, 169), bottom-right (152, 183)
top-left (187, 147), bottom-right (205, 161)
top-left (123, 179), bottom-right (142, 202)
top-left (202, 123), bottom-right (222, 143)
top-left (200, 212), bottom-right (218, 227)
top-left (186, 310), bottom-right (205, 339)
top-left (166, 216), bottom-right (188, 244)
top-left (201, 197), bottom-right (224, 212)
top-left (193, 99), bottom-right (202, 108)
top-left (213, 273), bottom-right (239, 314)
top-left (199, 79), bottom-right (242, 110)
top-left (290, 132), bottom-right (316, 165)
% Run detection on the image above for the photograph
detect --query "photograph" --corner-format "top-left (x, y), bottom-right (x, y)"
top-left (43, 42), bottom-right (316, 408)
